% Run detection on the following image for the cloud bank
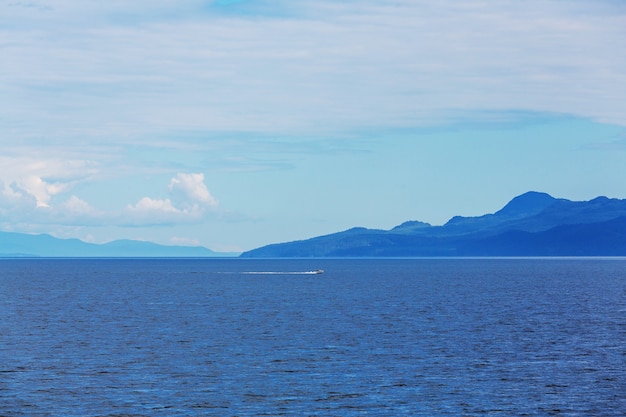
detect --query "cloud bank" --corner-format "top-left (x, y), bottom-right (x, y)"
top-left (2, 0), bottom-right (625, 147)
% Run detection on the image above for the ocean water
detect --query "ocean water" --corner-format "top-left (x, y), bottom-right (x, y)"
top-left (0, 258), bottom-right (624, 416)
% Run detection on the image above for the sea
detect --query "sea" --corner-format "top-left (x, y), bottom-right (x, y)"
top-left (0, 258), bottom-right (624, 416)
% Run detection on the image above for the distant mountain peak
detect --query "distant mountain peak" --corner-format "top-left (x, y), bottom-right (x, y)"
top-left (391, 220), bottom-right (431, 232)
top-left (495, 191), bottom-right (557, 217)
top-left (444, 191), bottom-right (557, 228)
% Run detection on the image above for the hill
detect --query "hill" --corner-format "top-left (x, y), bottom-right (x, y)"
top-left (0, 232), bottom-right (237, 257)
top-left (241, 192), bottom-right (626, 257)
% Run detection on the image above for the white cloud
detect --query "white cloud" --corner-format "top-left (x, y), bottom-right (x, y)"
top-left (0, 182), bottom-right (99, 228)
top-left (0, 150), bottom-right (103, 214)
top-left (16, 176), bottom-right (69, 208)
top-left (0, 174), bottom-right (72, 209)
top-left (169, 173), bottom-right (218, 207)
top-left (124, 173), bottom-right (218, 225)
top-left (0, 170), bottom-right (219, 228)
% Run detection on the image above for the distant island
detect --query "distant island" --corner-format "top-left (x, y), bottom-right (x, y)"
top-left (0, 233), bottom-right (238, 258)
top-left (241, 191), bottom-right (626, 257)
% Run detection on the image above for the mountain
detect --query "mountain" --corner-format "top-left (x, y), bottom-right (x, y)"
top-left (241, 191), bottom-right (626, 257)
top-left (0, 232), bottom-right (237, 257)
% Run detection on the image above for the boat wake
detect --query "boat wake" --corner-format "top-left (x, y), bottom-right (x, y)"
top-left (240, 270), bottom-right (324, 275)
top-left (192, 270), bottom-right (324, 276)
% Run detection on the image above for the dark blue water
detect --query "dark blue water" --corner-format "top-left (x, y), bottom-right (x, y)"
top-left (0, 258), bottom-right (624, 416)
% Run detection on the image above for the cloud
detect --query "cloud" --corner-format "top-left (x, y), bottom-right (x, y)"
top-left (0, 152), bottom-right (104, 221)
top-left (0, 181), bottom-right (35, 214)
top-left (0, 175), bottom-right (72, 211)
top-left (15, 176), bottom-right (69, 208)
top-left (62, 195), bottom-right (97, 215)
top-left (0, 153), bottom-right (101, 193)
top-left (124, 173), bottom-right (218, 225)
top-left (2, 0), bottom-right (625, 148)
top-left (0, 171), bottom-right (219, 228)
top-left (169, 173), bottom-right (218, 208)
top-left (129, 197), bottom-right (180, 214)
top-left (0, 183), bottom-right (101, 229)
top-left (125, 197), bottom-right (198, 225)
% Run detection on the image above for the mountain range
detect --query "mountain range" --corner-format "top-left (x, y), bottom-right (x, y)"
top-left (241, 191), bottom-right (626, 257)
top-left (0, 232), bottom-right (236, 258)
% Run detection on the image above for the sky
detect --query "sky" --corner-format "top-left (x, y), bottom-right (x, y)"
top-left (1, 0), bottom-right (626, 252)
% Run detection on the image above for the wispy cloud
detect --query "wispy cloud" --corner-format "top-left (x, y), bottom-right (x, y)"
top-left (3, 0), bottom-right (625, 147)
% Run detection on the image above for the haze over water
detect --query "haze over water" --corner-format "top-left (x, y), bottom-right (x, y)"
top-left (1, 258), bottom-right (624, 416)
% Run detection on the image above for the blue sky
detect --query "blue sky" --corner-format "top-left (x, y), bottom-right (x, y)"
top-left (2, 0), bottom-right (625, 252)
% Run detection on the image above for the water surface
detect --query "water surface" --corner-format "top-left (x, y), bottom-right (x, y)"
top-left (1, 258), bottom-right (624, 416)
